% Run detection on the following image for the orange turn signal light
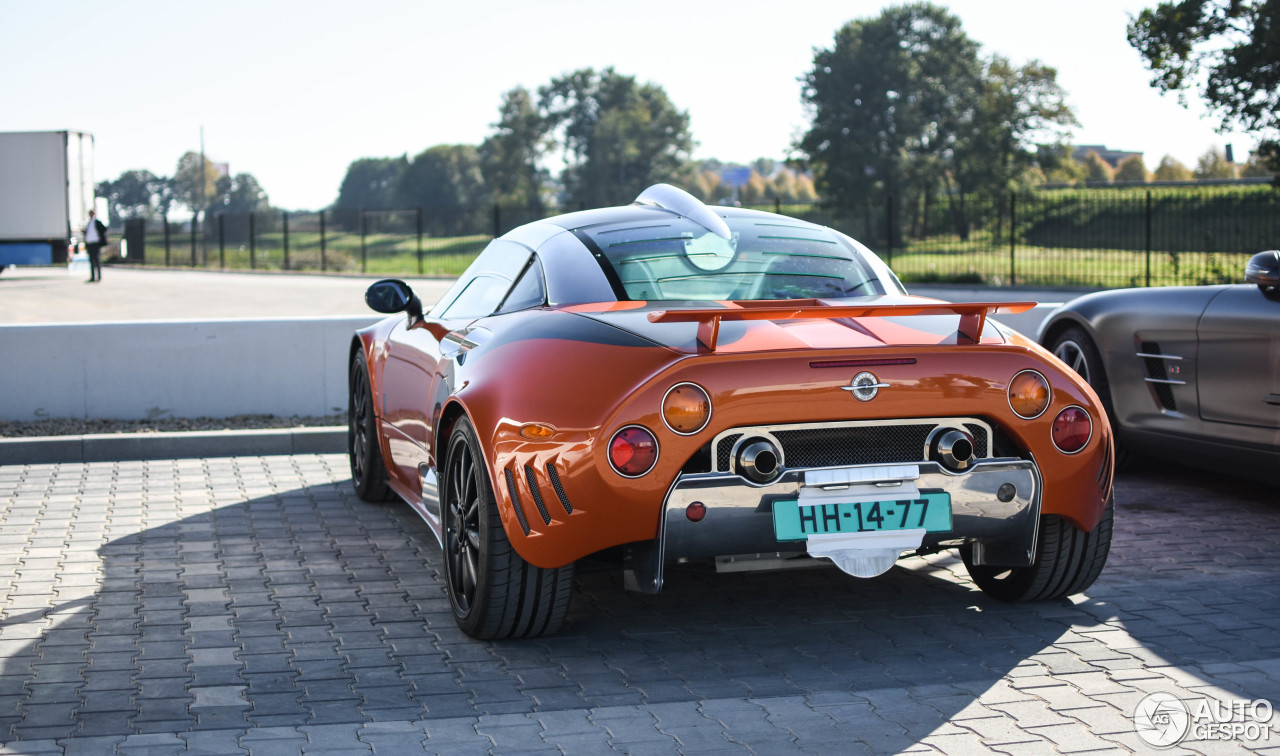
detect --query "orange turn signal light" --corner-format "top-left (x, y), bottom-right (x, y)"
top-left (662, 382), bottom-right (712, 435)
top-left (1008, 370), bottom-right (1051, 419)
top-left (519, 423), bottom-right (556, 440)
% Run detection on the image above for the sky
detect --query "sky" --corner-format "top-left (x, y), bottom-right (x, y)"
top-left (1, 0), bottom-right (1260, 212)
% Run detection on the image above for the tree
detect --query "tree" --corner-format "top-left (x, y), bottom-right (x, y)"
top-left (479, 87), bottom-right (549, 209)
top-left (1037, 144), bottom-right (1087, 185)
top-left (98, 169), bottom-right (172, 221)
top-left (1241, 148), bottom-right (1278, 178)
top-left (793, 173), bottom-right (819, 201)
top-left (334, 156), bottom-right (408, 210)
top-left (1114, 155), bottom-right (1150, 182)
top-left (1082, 151), bottom-right (1115, 184)
top-left (539, 67), bottom-right (694, 206)
top-left (799, 3), bottom-right (983, 213)
top-left (397, 145), bottom-right (489, 209)
top-left (1153, 155), bottom-right (1194, 180)
top-left (1193, 146), bottom-right (1238, 179)
top-left (770, 168), bottom-right (798, 201)
top-left (172, 152), bottom-right (218, 214)
top-left (210, 172), bottom-right (270, 214)
top-left (1128, 0), bottom-right (1280, 180)
top-left (690, 169), bottom-right (732, 204)
top-left (739, 171), bottom-right (769, 204)
top-left (951, 56), bottom-right (1077, 197)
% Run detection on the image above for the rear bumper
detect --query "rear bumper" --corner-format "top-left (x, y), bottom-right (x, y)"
top-left (624, 458), bottom-right (1042, 593)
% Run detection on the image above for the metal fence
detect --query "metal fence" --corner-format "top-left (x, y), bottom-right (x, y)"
top-left (112, 186), bottom-right (1280, 288)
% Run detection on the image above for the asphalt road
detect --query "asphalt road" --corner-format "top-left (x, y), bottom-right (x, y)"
top-left (0, 455), bottom-right (1275, 753)
top-left (0, 265), bottom-right (1084, 336)
top-left (0, 267), bottom-right (458, 324)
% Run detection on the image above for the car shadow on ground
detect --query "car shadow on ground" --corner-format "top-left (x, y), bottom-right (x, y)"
top-left (1, 459), bottom-right (1277, 752)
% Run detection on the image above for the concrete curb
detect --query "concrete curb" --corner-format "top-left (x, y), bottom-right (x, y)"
top-left (0, 426), bottom-right (346, 465)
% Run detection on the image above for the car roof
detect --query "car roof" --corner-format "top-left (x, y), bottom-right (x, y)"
top-left (536, 202), bottom-right (801, 234)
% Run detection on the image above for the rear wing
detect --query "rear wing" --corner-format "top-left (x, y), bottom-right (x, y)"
top-left (647, 299), bottom-right (1036, 352)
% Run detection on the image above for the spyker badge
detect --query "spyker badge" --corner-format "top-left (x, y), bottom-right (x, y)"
top-left (842, 371), bottom-right (890, 401)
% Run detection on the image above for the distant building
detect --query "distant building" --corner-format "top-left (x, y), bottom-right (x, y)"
top-left (1072, 144), bottom-right (1143, 168)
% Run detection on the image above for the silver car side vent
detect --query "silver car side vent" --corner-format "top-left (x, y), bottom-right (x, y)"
top-left (1138, 341), bottom-right (1180, 411)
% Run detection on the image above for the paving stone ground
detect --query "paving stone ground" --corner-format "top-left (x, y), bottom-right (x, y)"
top-left (0, 454), bottom-right (1277, 755)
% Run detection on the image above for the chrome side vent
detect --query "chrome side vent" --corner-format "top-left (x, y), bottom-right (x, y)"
top-left (546, 463), bottom-right (573, 515)
top-left (504, 467), bottom-right (531, 536)
top-left (523, 465), bottom-right (552, 525)
top-left (1137, 341), bottom-right (1180, 411)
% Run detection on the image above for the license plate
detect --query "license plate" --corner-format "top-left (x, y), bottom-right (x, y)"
top-left (773, 493), bottom-right (952, 542)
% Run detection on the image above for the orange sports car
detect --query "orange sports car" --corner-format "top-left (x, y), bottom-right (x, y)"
top-left (350, 184), bottom-right (1114, 639)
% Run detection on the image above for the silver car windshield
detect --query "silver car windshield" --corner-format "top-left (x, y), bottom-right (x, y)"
top-left (579, 217), bottom-right (887, 301)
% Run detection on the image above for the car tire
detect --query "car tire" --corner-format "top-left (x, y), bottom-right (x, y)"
top-left (349, 350), bottom-right (396, 503)
top-left (963, 497), bottom-right (1113, 602)
top-left (1049, 326), bottom-right (1129, 467)
top-left (442, 417), bottom-right (574, 639)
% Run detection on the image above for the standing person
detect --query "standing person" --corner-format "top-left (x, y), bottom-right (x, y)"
top-left (84, 210), bottom-right (107, 282)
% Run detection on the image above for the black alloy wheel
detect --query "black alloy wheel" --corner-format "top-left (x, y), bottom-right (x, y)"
top-left (444, 430), bottom-right (482, 618)
top-left (963, 497), bottom-right (1114, 602)
top-left (349, 350), bottom-right (395, 502)
top-left (441, 417), bottom-right (574, 639)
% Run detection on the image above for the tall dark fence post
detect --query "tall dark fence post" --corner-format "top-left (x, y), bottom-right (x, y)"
top-left (282, 210), bottom-right (290, 270)
top-left (417, 207), bottom-right (424, 275)
top-left (774, 196), bottom-right (781, 214)
top-left (190, 214), bottom-right (197, 267)
top-left (492, 203), bottom-right (500, 238)
top-left (218, 213), bottom-right (225, 269)
top-left (360, 209), bottom-right (367, 273)
top-left (249, 212), bottom-right (257, 270)
top-left (1144, 190), bottom-right (1152, 287)
top-left (320, 211), bottom-right (327, 272)
top-left (1009, 193), bottom-right (1017, 287)
top-left (163, 214), bottom-right (170, 266)
top-left (884, 195), bottom-right (894, 266)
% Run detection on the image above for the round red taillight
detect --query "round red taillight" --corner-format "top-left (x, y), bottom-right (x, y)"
top-left (1008, 370), bottom-right (1051, 419)
top-left (662, 383), bottom-right (712, 435)
top-left (608, 425), bottom-right (659, 477)
top-left (1051, 406), bottom-right (1092, 454)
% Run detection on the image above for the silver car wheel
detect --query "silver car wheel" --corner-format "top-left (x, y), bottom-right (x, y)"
top-left (1054, 340), bottom-right (1091, 383)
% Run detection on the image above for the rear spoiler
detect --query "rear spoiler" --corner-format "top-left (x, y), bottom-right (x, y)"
top-left (647, 299), bottom-right (1036, 351)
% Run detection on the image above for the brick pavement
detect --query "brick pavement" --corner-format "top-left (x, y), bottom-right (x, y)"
top-left (0, 455), bottom-right (1277, 754)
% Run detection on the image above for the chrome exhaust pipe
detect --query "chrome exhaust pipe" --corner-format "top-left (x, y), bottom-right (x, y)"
top-left (930, 428), bottom-right (975, 472)
top-left (736, 438), bottom-right (783, 483)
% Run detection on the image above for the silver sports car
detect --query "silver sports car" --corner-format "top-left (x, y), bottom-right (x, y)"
top-left (1038, 250), bottom-right (1280, 482)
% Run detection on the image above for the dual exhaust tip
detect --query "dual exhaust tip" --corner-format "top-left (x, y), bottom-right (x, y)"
top-left (733, 426), bottom-right (976, 483)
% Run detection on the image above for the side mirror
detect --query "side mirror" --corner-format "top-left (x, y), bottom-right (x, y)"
top-left (365, 279), bottom-right (448, 337)
top-left (1245, 250), bottom-right (1280, 294)
top-left (366, 279), bottom-right (417, 314)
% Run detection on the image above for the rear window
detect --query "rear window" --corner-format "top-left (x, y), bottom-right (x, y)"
top-left (577, 217), bottom-right (885, 301)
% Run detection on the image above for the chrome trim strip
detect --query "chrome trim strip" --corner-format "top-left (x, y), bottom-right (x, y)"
top-left (659, 458), bottom-right (1042, 579)
top-left (1135, 352), bottom-right (1183, 360)
top-left (711, 417), bottom-right (995, 474)
top-left (1142, 377), bottom-right (1187, 385)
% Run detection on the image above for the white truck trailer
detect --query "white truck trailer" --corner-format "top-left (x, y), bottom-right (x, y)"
top-left (0, 131), bottom-right (96, 273)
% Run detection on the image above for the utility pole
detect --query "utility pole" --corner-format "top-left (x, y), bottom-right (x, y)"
top-left (199, 126), bottom-right (206, 225)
